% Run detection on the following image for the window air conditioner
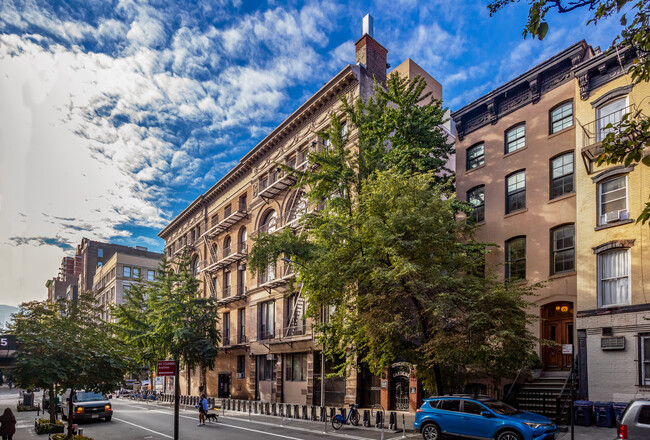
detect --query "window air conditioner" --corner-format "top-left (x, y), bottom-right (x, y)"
top-left (605, 209), bottom-right (629, 223)
top-left (236, 373), bottom-right (245, 379)
top-left (601, 336), bottom-right (625, 350)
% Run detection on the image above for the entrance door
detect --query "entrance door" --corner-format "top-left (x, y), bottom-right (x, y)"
top-left (218, 373), bottom-right (232, 398)
top-left (542, 302), bottom-right (574, 370)
top-left (391, 376), bottom-right (409, 411)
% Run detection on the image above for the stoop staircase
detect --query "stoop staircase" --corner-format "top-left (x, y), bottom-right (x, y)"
top-left (506, 370), bottom-right (577, 424)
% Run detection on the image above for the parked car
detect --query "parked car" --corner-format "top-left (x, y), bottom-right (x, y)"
top-left (60, 390), bottom-right (113, 422)
top-left (617, 399), bottom-right (650, 439)
top-left (414, 395), bottom-right (558, 440)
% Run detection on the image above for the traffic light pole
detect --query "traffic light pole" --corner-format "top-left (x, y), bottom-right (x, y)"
top-left (174, 360), bottom-right (180, 440)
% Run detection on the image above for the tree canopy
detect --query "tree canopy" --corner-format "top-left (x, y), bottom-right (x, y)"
top-left (249, 73), bottom-right (540, 393)
top-left (112, 255), bottom-right (220, 393)
top-left (12, 293), bottom-right (131, 436)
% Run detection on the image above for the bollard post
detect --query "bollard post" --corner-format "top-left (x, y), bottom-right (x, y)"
top-left (223, 399), bottom-right (225, 416)
top-left (381, 411), bottom-right (385, 440)
top-left (249, 402), bottom-right (251, 421)
top-left (363, 409), bottom-right (370, 427)
top-left (402, 413), bottom-right (406, 438)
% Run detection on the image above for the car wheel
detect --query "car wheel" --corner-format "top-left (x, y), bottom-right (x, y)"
top-left (421, 423), bottom-right (441, 440)
top-left (496, 430), bottom-right (522, 440)
top-left (105, 416), bottom-right (112, 421)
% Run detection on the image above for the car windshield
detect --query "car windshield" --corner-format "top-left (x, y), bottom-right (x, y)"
top-left (482, 400), bottom-right (521, 415)
top-left (73, 392), bottom-right (104, 402)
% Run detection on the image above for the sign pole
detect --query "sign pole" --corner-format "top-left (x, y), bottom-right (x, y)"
top-left (570, 346), bottom-right (575, 440)
top-left (174, 360), bottom-right (180, 440)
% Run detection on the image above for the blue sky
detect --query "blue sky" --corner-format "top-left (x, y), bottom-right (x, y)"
top-left (0, 0), bottom-right (623, 305)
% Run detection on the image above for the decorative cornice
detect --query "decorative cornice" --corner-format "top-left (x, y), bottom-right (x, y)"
top-left (159, 64), bottom-right (360, 239)
top-left (573, 45), bottom-right (636, 100)
top-left (451, 40), bottom-right (589, 140)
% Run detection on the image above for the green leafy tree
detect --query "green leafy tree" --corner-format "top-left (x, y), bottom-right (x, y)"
top-left (488, 0), bottom-right (650, 223)
top-left (12, 294), bottom-right (131, 438)
top-left (250, 75), bottom-right (539, 393)
top-left (114, 256), bottom-right (221, 394)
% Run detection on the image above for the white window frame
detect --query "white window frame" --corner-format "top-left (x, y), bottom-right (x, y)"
top-left (641, 334), bottom-right (650, 386)
top-left (598, 249), bottom-right (630, 308)
top-left (598, 175), bottom-right (628, 225)
top-left (596, 96), bottom-right (628, 142)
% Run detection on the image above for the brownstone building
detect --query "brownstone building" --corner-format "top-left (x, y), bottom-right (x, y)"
top-left (159, 19), bottom-right (445, 412)
top-left (452, 41), bottom-right (593, 374)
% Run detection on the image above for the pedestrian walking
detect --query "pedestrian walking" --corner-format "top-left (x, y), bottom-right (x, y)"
top-left (196, 393), bottom-right (208, 426)
top-left (0, 408), bottom-right (16, 440)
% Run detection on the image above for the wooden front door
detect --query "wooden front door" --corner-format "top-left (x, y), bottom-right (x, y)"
top-left (542, 302), bottom-right (574, 370)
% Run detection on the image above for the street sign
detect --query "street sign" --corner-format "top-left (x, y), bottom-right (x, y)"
top-left (157, 360), bottom-right (176, 376)
top-left (562, 344), bottom-right (573, 354)
top-left (0, 335), bottom-right (17, 351)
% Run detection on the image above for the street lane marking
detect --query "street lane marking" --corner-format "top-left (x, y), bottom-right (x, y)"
top-left (217, 422), bottom-right (307, 440)
top-left (113, 402), bottom-right (381, 440)
top-left (113, 417), bottom-right (173, 439)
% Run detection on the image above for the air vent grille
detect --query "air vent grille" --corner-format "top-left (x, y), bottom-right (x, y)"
top-left (601, 336), bottom-right (625, 350)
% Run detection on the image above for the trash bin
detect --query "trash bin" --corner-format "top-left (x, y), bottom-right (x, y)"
top-left (23, 391), bottom-right (34, 407)
top-left (613, 402), bottom-right (628, 421)
top-left (594, 401), bottom-right (614, 428)
top-left (574, 400), bottom-right (594, 427)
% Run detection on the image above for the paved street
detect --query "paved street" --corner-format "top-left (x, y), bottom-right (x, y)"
top-left (1, 386), bottom-right (617, 440)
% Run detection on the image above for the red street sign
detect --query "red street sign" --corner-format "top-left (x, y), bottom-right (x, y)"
top-left (157, 360), bottom-right (176, 377)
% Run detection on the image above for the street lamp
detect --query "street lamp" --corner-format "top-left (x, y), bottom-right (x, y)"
top-left (280, 257), bottom-right (326, 411)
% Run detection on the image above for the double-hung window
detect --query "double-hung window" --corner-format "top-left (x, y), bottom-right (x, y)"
top-left (223, 312), bottom-right (230, 346)
top-left (550, 102), bottom-right (573, 133)
top-left (506, 171), bottom-right (526, 214)
top-left (238, 308), bottom-right (246, 343)
top-left (551, 225), bottom-right (575, 274)
top-left (550, 153), bottom-right (574, 199)
top-left (259, 300), bottom-right (275, 340)
top-left (505, 124), bottom-right (525, 153)
top-left (123, 266), bottom-right (131, 278)
top-left (598, 176), bottom-right (628, 225)
top-left (506, 237), bottom-right (526, 281)
top-left (596, 97), bottom-right (628, 142)
top-left (285, 353), bottom-right (307, 381)
top-left (466, 143), bottom-right (484, 170)
top-left (467, 186), bottom-right (485, 223)
top-left (147, 270), bottom-right (155, 281)
top-left (598, 249), bottom-right (630, 307)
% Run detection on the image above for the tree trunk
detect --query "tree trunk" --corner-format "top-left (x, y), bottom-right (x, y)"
top-left (433, 364), bottom-right (444, 396)
top-left (201, 367), bottom-right (207, 395)
top-left (67, 390), bottom-right (75, 439)
top-left (49, 387), bottom-right (55, 423)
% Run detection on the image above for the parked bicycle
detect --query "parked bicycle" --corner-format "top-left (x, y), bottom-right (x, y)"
top-left (331, 403), bottom-right (360, 430)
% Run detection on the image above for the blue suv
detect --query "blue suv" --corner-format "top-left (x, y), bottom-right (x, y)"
top-left (414, 395), bottom-right (558, 440)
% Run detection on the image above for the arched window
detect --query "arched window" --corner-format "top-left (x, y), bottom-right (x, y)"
top-left (239, 227), bottom-right (247, 253)
top-left (210, 244), bottom-right (218, 262)
top-left (191, 256), bottom-right (200, 278)
top-left (286, 191), bottom-right (308, 223)
top-left (262, 210), bottom-right (278, 233)
top-left (223, 236), bottom-right (232, 257)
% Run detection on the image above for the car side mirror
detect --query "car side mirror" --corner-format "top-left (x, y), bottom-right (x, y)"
top-left (481, 411), bottom-right (493, 418)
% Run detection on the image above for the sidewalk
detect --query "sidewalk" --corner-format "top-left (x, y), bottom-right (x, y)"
top-left (0, 385), bottom-right (43, 439)
top-left (557, 425), bottom-right (616, 440)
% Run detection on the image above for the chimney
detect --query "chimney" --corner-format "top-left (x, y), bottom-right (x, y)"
top-left (355, 14), bottom-right (388, 84)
